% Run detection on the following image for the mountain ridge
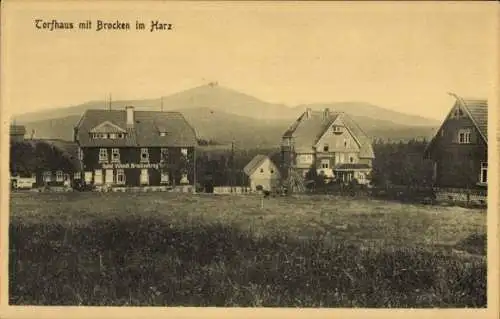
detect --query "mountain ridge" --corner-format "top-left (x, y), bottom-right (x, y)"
top-left (12, 84), bottom-right (439, 148)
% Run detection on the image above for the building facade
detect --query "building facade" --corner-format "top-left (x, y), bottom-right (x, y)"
top-left (281, 108), bottom-right (374, 184)
top-left (74, 106), bottom-right (198, 188)
top-left (424, 94), bottom-right (487, 189)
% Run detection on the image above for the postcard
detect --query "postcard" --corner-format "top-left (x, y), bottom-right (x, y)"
top-left (1, 1), bottom-right (498, 318)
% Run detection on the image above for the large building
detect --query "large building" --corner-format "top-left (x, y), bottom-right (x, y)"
top-left (281, 108), bottom-right (374, 184)
top-left (424, 94), bottom-right (487, 189)
top-left (74, 106), bottom-right (198, 188)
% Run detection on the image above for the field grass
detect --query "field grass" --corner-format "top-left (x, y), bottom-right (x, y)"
top-left (9, 192), bottom-right (487, 307)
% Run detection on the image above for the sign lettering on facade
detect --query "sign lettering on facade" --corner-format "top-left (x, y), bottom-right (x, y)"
top-left (102, 163), bottom-right (160, 170)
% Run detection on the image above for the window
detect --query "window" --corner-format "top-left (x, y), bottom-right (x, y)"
top-left (332, 125), bottom-right (342, 133)
top-left (454, 107), bottom-right (464, 118)
top-left (43, 171), bottom-right (52, 182)
top-left (94, 169), bottom-right (103, 185)
top-left (160, 148), bottom-right (168, 163)
top-left (181, 148), bottom-right (188, 156)
top-left (323, 144), bottom-right (329, 152)
top-left (140, 148), bottom-right (149, 162)
top-left (321, 159), bottom-right (329, 169)
top-left (109, 133), bottom-right (117, 139)
top-left (270, 169), bottom-right (274, 174)
top-left (344, 139), bottom-right (347, 148)
top-left (116, 169), bottom-right (125, 185)
top-left (338, 153), bottom-right (345, 163)
top-left (161, 170), bottom-right (169, 184)
top-left (458, 129), bottom-right (471, 144)
top-left (111, 148), bottom-right (120, 162)
top-left (99, 148), bottom-right (108, 162)
top-left (74, 172), bottom-right (81, 180)
top-left (160, 132), bottom-right (167, 137)
top-left (260, 168), bottom-right (264, 173)
top-left (349, 156), bottom-right (354, 163)
top-left (56, 171), bottom-right (64, 182)
top-left (84, 171), bottom-right (93, 183)
top-left (140, 169), bottom-right (149, 185)
top-left (282, 138), bottom-right (291, 146)
top-left (118, 133), bottom-right (124, 139)
top-left (77, 148), bottom-right (83, 161)
top-left (480, 162), bottom-right (487, 184)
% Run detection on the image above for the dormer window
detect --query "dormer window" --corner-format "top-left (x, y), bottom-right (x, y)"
top-left (140, 148), bottom-right (149, 163)
top-left (458, 128), bottom-right (471, 144)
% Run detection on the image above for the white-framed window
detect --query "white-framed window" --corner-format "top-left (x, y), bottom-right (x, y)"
top-left (94, 169), bottom-right (103, 185)
top-left (160, 132), bottom-right (168, 137)
top-left (458, 129), bottom-right (471, 144)
top-left (56, 171), bottom-right (64, 182)
top-left (99, 148), bottom-right (108, 162)
top-left (109, 133), bottom-right (117, 139)
top-left (181, 148), bottom-right (188, 156)
top-left (336, 153), bottom-right (345, 163)
top-left (140, 148), bottom-right (149, 162)
top-left (140, 169), bottom-right (149, 185)
top-left (321, 159), bottom-right (329, 169)
top-left (43, 171), bottom-right (52, 182)
top-left (480, 162), bottom-right (487, 184)
top-left (111, 148), bottom-right (120, 162)
top-left (323, 144), bottom-right (329, 152)
top-left (160, 170), bottom-right (169, 184)
top-left (116, 169), bottom-right (126, 185)
top-left (74, 172), bottom-right (81, 180)
top-left (84, 171), bottom-right (93, 183)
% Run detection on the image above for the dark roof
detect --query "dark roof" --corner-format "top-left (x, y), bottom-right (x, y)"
top-left (424, 95), bottom-right (488, 158)
top-left (243, 154), bottom-right (276, 176)
top-left (10, 125), bottom-right (26, 136)
top-left (283, 110), bottom-right (374, 158)
top-left (75, 108), bottom-right (198, 148)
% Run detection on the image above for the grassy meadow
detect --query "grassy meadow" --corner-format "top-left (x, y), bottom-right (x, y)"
top-left (9, 192), bottom-right (487, 307)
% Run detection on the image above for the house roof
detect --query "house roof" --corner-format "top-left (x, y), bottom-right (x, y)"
top-left (10, 125), bottom-right (26, 136)
top-left (75, 108), bottom-right (198, 148)
top-left (243, 154), bottom-right (269, 176)
top-left (424, 94), bottom-right (488, 157)
top-left (283, 110), bottom-right (374, 158)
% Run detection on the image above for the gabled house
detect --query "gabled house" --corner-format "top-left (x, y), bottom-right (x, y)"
top-left (281, 108), bottom-right (374, 184)
top-left (424, 94), bottom-right (487, 189)
top-left (74, 106), bottom-right (198, 187)
top-left (243, 154), bottom-right (281, 191)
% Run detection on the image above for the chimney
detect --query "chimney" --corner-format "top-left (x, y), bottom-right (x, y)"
top-left (323, 108), bottom-right (330, 120)
top-left (305, 108), bottom-right (312, 119)
top-left (126, 106), bottom-right (134, 126)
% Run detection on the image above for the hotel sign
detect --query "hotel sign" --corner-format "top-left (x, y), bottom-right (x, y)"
top-left (102, 163), bottom-right (160, 169)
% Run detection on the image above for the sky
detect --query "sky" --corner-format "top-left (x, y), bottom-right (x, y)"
top-left (1, 1), bottom-right (497, 120)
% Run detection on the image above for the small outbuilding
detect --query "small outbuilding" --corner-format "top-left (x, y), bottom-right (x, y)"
top-left (243, 154), bottom-right (281, 192)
